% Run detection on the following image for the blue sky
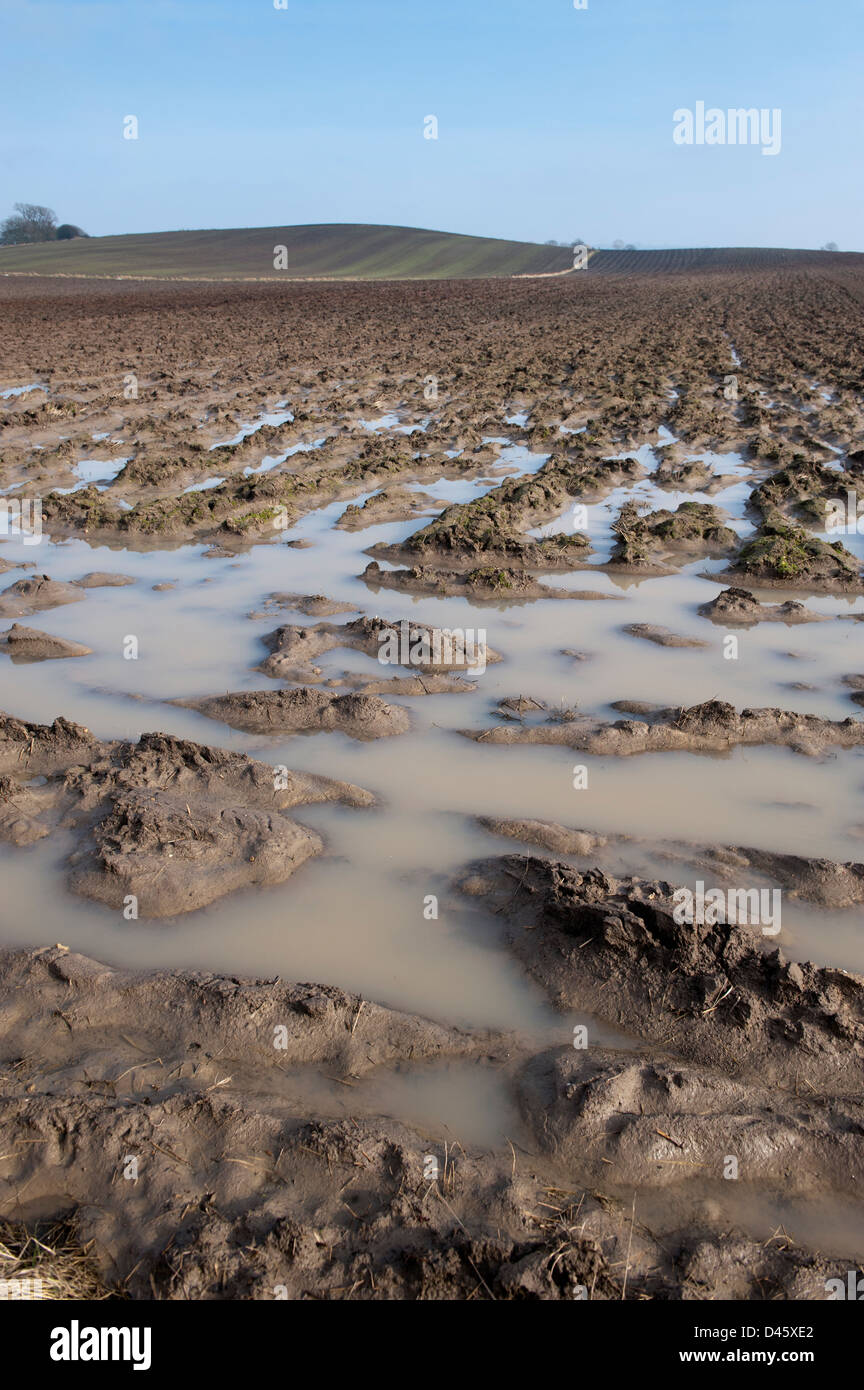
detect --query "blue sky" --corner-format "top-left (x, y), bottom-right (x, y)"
top-left (2, 0), bottom-right (861, 248)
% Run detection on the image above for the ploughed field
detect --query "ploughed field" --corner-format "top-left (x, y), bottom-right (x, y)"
top-left (0, 261), bottom-right (863, 1300)
top-left (588, 246), bottom-right (864, 275)
top-left (0, 222), bottom-right (574, 280)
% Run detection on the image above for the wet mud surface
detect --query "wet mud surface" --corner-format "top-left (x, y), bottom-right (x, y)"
top-left (1, 265), bottom-right (864, 1298)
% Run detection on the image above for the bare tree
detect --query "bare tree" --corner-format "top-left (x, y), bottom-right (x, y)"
top-left (820, 241), bottom-right (839, 252)
top-left (0, 203), bottom-right (58, 245)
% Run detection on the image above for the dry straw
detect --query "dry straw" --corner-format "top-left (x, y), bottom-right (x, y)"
top-left (0, 1220), bottom-right (116, 1301)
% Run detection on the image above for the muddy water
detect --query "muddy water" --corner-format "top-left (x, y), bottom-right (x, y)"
top-left (1, 429), bottom-right (863, 1196)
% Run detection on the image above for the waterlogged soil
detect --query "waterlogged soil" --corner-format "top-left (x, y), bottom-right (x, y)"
top-left (1, 266), bottom-right (864, 1299)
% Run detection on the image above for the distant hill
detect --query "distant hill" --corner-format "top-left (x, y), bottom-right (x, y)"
top-left (0, 223), bottom-right (575, 280)
top-left (3, 229), bottom-right (856, 282)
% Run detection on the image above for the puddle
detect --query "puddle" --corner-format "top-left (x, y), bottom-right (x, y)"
top-left (210, 403), bottom-right (294, 449)
top-left (530, 442), bottom-right (756, 560)
top-left (183, 475), bottom-right (226, 493)
top-left (239, 1057), bottom-right (530, 1151)
top-left (0, 383), bottom-right (43, 399)
top-left (243, 438), bottom-right (327, 475)
top-left (635, 1187), bottom-right (864, 1266)
top-left (52, 457), bottom-right (130, 495)
top-left (1, 423), bottom-right (864, 1197)
top-left (358, 412), bottom-right (428, 434)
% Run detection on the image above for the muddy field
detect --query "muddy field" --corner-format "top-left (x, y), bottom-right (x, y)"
top-left (1, 262), bottom-right (863, 1300)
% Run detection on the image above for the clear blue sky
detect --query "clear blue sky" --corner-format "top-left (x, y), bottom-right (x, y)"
top-left (2, 0), bottom-right (861, 249)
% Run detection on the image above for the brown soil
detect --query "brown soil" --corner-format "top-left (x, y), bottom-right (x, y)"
top-left (0, 623), bottom-right (92, 662)
top-left (173, 687), bottom-right (411, 739)
top-left (622, 623), bottom-right (709, 648)
top-left (460, 855), bottom-right (864, 1092)
top-left (461, 698), bottom-right (864, 758)
top-left (0, 715), bottom-right (374, 914)
top-left (698, 586), bottom-right (828, 625)
top-left (0, 943), bottom-right (851, 1300)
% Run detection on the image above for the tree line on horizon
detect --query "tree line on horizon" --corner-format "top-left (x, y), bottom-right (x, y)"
top-left (1, 203), bottom-right (88, 246)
